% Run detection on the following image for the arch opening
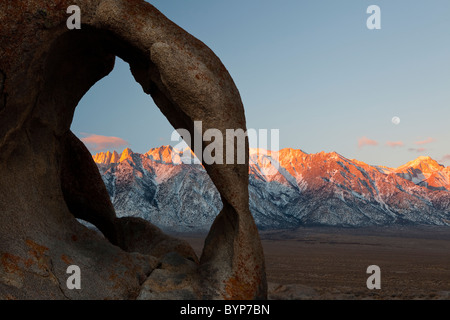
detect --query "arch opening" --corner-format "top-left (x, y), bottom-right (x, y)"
top-left (41, 28), bottom-right (205, 263)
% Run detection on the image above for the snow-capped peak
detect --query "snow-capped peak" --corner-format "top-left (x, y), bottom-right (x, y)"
top-left (146, 145), bottom-right (200, 165)
top-left (119, 148), bottom-right (134, 163)
top-left (396, 156), bottom-right (444, 174)
top-left (92, 150), bottom-right (120, 165)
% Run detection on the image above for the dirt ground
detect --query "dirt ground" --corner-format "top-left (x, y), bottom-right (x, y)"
top-left (179, 225), bottom-right (450, 300)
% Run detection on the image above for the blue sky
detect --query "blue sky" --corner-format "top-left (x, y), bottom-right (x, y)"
top-left (71, 0), bottom-right (450, 167)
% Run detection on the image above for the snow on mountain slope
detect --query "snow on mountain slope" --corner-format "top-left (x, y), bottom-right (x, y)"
top-left (394, 156), bottom-right (450, 190)
top-left (93, 147), bottom-right (450, 232)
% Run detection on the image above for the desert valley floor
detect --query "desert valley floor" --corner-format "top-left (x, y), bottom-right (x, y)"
top-left (178, 226), bottom-right (450, 300)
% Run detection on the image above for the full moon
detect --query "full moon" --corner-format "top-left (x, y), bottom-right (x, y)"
top-left (392, 116), bottom-right (401, 125)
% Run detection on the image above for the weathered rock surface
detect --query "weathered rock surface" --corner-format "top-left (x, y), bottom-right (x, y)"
top-left (138, 252), bottom-right (200, 300)
top-left (0, 0), bottom-right (266, 299)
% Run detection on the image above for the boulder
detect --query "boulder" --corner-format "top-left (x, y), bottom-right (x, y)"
top-left (0, 0), bottom-right (266, 299)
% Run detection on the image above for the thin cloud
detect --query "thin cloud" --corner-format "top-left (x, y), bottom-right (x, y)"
top-left (408, 148), bottom-right (426, 153)
top-left (440, 154), bottom-right (450, 162)
top-left (358, 136), bottom-right (378, 149)
top-left (415, 137), bottom-right (435, 145)
top-left (386, 141), bottom-right (403, 148)
top-left (80, 133), bottom-right (129, 152)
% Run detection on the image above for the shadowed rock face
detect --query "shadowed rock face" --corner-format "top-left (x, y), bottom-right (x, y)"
top-left (0, 0), bottom-right (266, 299)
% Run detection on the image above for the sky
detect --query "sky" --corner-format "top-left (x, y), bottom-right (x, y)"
top-left (71, 0), bottom-right (450, 168)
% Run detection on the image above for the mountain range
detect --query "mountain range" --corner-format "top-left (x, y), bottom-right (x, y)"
top-left (92, 146), bottom-right (450, 232)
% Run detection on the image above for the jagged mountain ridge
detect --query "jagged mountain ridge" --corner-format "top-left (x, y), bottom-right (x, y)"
top-left (93, 146), bottom-right (450, 232)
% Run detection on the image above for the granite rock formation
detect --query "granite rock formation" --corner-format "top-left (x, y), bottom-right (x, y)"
top-left (0, 0), bottom-right (266, 299)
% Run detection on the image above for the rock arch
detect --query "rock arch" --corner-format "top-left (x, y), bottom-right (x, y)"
top-left (0, 0), bottom-right (266, 299)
